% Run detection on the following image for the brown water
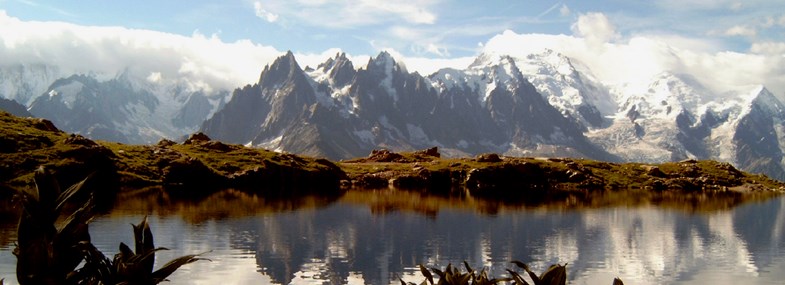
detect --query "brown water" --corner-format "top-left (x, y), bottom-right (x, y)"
top-left (1, 190), bottom-right (785, 285)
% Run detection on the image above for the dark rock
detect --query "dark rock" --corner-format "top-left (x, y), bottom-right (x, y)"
top-left (228, 160), bottom-right (342, 196)
top-left (566, 170), bottom-right (587, 182)
top-left (353, 175), bottom-right (389, 189)
top-left (643, 165), bottom-right (666, 177)
top-left (63, 134), bottom-right (98, 147)
top-left (162, 156), bottom-right (224, 189)
top-left (367, 149), bottom-right (404, 162)
top-left (202, 141), bottom-right (232, 152)
top-left (415, 147), bottom-right (440, 158)
top-left (465, 162), bottom-right (548, 199)
top-left (716, 162), bottom-right (743, 177)
top-left (476, 153), bottom-right (502, 163)
top-left (391, 174), bottom-right (427, 189)
top-left (157, 139), bottom-right (176, 147)
top-left (664, 178), bottom-right (701, 192)
top-left (32, 118), bottom-right (60, 132)
top-left (184, 132), bottom-right (212, 145)
top-left (0, 138), bottom-right (17, 153)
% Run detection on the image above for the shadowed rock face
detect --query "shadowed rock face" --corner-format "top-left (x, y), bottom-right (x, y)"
top-left (0, 97), bottom-right (32, 117)
top-left (202, 52), bottom-right (617, 162)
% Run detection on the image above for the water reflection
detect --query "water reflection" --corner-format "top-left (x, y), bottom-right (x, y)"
top-left (1, 190), bottom-right (785, 284)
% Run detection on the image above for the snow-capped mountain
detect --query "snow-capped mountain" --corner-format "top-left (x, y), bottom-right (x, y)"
top-left (202, 50), bottom-right (785, 180)
top-left (3, 49), bottom-right (784, 181)
top-left (202, 51), bottom-right (617, 161)
top-left (0, 66), bottom-right (229, 144)
top-left (513, 49), bottom-right (616, 130)
top-left (0, 64), bottom-right (64, 106)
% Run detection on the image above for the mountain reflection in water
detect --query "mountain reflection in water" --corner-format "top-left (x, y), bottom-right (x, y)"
top-left (1, 189), bottom-right (785, 284)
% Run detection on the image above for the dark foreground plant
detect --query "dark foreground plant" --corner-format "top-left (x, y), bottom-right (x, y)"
top-left (404, 261), bottom-right (624, 285)
top-left (13, 167), bottom-right (204, 285)
top-left (13, 167), bottom-right (96, 284)
top-left (75, 217), bottom-right (207, 285)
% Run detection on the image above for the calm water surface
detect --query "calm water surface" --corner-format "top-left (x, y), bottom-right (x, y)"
top-left (2, 192), bottom-right (785, 285)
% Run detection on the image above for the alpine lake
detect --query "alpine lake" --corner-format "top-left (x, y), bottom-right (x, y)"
top-left (2, 187), bottom-right (785, 285)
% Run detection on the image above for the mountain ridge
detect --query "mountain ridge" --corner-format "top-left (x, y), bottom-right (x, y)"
top-left (2, 49), bottom-right (785, 180)
top-left (202, 50), bottom-right (785, 180)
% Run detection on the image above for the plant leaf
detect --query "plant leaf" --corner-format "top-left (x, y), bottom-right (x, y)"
top-left (539, 264), bottom-right (567, 285)
top-left (510, 260), bottom-right (527, 270)
top-left (150, 254), bottom-right (208, 283)
top-left (34, 166), bottom-right (60, 211)
top-left (419, 264), bottom-right (433, 285)
top-left (463, 260), bottom-right (473, 274)
top-left (511, 261), bottom-right (540, 285)
top-left (132, 216), bottom-right (156, 277)
top-left (507, 269), bottom-right (529, 285)
top-left (54, 172), bottom-right (96, 214)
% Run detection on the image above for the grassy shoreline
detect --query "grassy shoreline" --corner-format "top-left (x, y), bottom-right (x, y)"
top-left (2, 110), bottom-right (784, 210)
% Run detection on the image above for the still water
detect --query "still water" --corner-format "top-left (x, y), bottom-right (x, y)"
top-left (2, 190), bottom-right (785, 285)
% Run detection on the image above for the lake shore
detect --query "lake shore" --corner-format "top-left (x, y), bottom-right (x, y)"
top-left (2, 110), bottom-right (784, 209)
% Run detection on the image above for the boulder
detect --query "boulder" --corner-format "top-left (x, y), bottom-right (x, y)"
top-left (32, 118), bottom-right (59, 132)
top-left (63, 134), bottom-right (98, 147)
top-left (414, 147), bottom-right (440, 158)
top-left (367, 149), bottom-right (404, 162)
top-left (475, 153), bottom-right (502, 163)
top-left (184, 132), bottom-right (212, 145)
top-left (157, 139), bottom-right (176, 147)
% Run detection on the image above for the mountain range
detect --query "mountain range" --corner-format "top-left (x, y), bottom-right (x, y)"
top-left (2, 50), bottom-right (785, 180)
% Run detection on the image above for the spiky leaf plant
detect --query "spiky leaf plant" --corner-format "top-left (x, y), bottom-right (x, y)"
top-left (13, 168), bottom-right (204, 285)
top-left (108, 217), bottom-right (206, 284)
top-left (410, 261), bottom-right (623, 285)
top-left (405, 262), bottom-right (511, 285)
top-left (510, 261), bottom-right (567, 285)
top-left (13, 167), bottom-right (96, 285)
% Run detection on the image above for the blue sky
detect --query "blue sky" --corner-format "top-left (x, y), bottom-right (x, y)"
top-left (3, 0), bottom-right (783, 57)
top-left (0, 0), bottom-right (784, 96)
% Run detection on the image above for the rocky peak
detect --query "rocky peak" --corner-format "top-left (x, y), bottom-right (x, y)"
top-left (366, 51), bottom-right (407, 74)
top-left (317, 52), bottom-right (356, 88)
top-left (749, 86), bottom-right (784, 114)
top-left (258, 51), bottom-right (304, 88)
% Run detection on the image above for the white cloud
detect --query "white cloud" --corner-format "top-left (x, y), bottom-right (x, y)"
top-left (255, 0), bottom-right (439, 28)
top-left (559, 5), bottom-right (571, 17)
top-left (571, 13), bottom-right (619, 49)
top-left (254, 1), bottom-right (279, 22)
top-left (750, 42), bottom-right (785, 54)
top-left (291, 48), bottom-right (371, 71)
top-left (0, 11), bottom-right (282, 94)
top-left (482, 24), bottom-right (785, 97)
top-left (656, 0), bottom-right (750, 11)
top-left (723, 25), bottom-right (757, 37)
top-left (380, 48), bottom-right (474, 75)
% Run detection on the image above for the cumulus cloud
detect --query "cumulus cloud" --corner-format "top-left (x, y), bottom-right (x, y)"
top-left (723, 25), bottom-right (757, 37)
top-left (254, 1), bottom-right (279, 22)
top-left (0, 11), bottom-right (283, 94)
top-left (571, 13), bottom-right (619, 49)
top-left (750, 42), bottom-right (785, 54)
top-left (482, 27), bottom-right (785, 97)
